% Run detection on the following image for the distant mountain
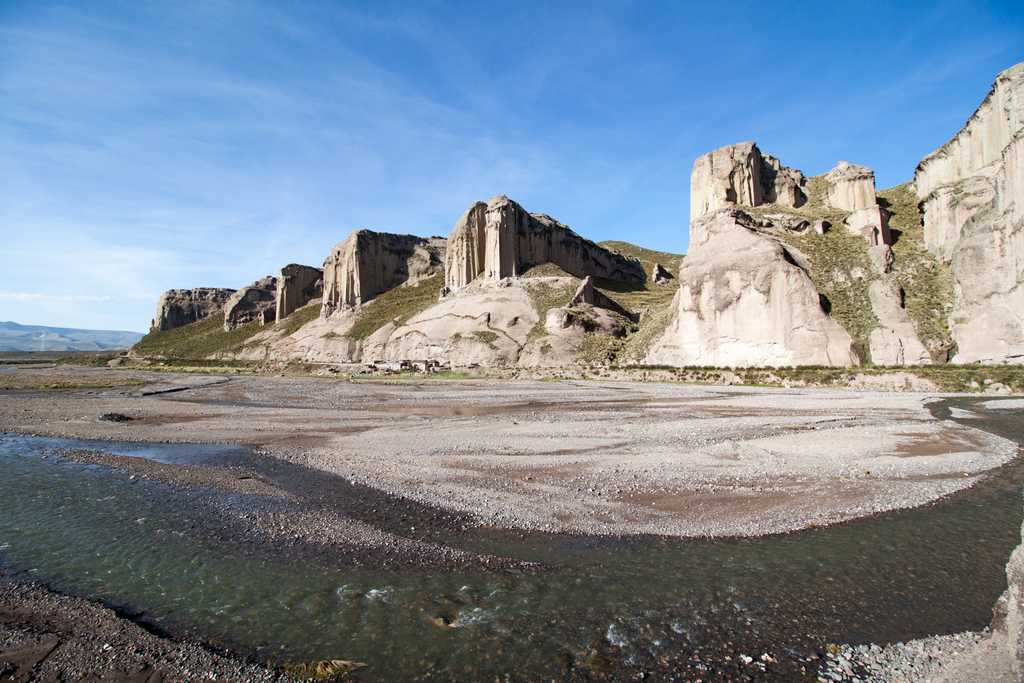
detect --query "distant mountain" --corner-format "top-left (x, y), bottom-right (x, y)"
top-left (0, 321), bottom-right (143, 352)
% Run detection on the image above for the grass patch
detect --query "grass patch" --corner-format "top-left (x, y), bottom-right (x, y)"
top-left (615, 363), bottom-right (1024, 392)
top-left (776, 224), bottom-right (879, 361)
top-left (524, 278), bottom-right (578, 341)
top-left (275, 299), bottom-right (322, 337)
top-left (472, 330), bottom-right (499, 348)
top-left (595, 241), bottom-right (685, 362)
top-left (878, 182), bottom-right (955, 360)
top-left (520, 262), bottom-right (575, 277)
top-left (132, 315), bottom-right (264, 360)
top-left (347, 273), bottom-right (444, 341)
top-left (0, 373), bottom-right (146, 391)
top-left (54, 351), bottom-right (124, 367)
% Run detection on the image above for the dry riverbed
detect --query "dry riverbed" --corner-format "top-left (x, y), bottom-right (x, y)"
top-left (0, 365), bottom-right (1016, 539)
top-left (1, 364), bottom-right (1021, 681)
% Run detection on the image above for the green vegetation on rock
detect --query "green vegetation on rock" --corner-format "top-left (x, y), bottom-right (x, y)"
top-left (777, 225), bottom-right (879, 362)
top-left (275, 299), bottom-right (322, 337)
top-left (133, 315), bottom-right (264, 360)
top-left (595, 241), bottom-right (684, 363)
top-left (878, 182), bottom-right (955, 360)
top-left (524, 278), bottom-right (578, 341)
top-left (348, 273), bottom-right (444, 340)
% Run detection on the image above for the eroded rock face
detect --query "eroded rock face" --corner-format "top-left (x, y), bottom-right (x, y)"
top-left (443, 195), bottom-right (645, 292)
top-left (275, 264), bottom-right (323, 321)
top-left (867, 280), bottom-right (931, 366)
top-left (648, 210), bottom-right (858, 367)
top-left (689, 142), bottom-right (806, 222)
top-left (321, 230), bottom-right (446, 316)
top-left (224, 276), bottom-right (277, 330)
top-left (914, 62), bottom-right (1024, 363)
top-left (153, 288), bottom-right (235, 331)
top-left (825, 161), bottom-right (878, 212)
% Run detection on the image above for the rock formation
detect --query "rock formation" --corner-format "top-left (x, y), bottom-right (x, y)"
top-left (443, 195), bottom-right (645, 292)
top-left (867, 280), bottom-right (931, 366)
top-left (823, 161), bottom-right (893, 247)
top-left (152, 288), bottom-right (235, 331)
top-left (224, 276), bottom-right (277, 329)
top-left (275, 264), bottom-right (323, 321)
top-left (689, 142), bottom-right (806, 223)
top-left (675, 140), bottom-right (931, 367)
top-left (652, 263), bottom-right (674, 284)
top-left (321, 230), bottom-right (446, 316)
top-left (914, 61), bottom-right (1024, 363)
top-left (648, 209), bottom-right (858, 367)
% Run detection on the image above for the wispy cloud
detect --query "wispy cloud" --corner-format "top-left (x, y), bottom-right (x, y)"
top-left (0, 291), bottom-right (114, 303)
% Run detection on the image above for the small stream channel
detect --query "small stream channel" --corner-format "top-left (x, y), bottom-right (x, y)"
top-left (1, 397), bottom-right (1022, 679)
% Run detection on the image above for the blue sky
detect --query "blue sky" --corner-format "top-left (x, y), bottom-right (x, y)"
top-left (1, 1), bottom-right (1022, 332)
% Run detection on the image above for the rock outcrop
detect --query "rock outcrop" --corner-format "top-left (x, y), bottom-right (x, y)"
top-left (275, 264), bottom-right (323, 321)
top-left (823, 161), bottom-right (893, 247)
top-left (652, 263), bottom-right (674, 284)
top-left (914, 62), bottom-right (1024, 363)
top-left (443, 195), bottom-right (645, 292)
top-left (152, 288), bottom-right (235, 331)
top-left (224, 276), bottom-right (277, 330)
top-left (867, 280), bottom-right (931, 366)
top-left (689, 142), bottom-right (806, 223)
top-left (321, 230), bottom-right (446, 316)
top-left (648, 209), bottom-right (858, 367)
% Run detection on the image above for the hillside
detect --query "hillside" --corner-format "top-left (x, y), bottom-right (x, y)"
top-left (0, 321), bottom-right (143, 352)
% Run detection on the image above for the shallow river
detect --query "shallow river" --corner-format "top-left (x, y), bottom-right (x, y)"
top-left (1, 397), bottom-right (1022, 679)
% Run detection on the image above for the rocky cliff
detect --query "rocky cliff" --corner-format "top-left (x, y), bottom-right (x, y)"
top-left (654, 138), bottom-right (935, 367)
top-left (689, 142), bottom-right (807, 225)
top-left (321, 230), bottom-right (446, 316)
top-left (276, 264), bottom-right (322, 321)
top-left (443, 195), bottom-right (645, 291)
top-left (914, 62), bottom-right (1024, 363)
top-left (223, 276), bottom-right (277, 329)
top-left (153, 288), bottom-right (235, 331)
top-left (648, 209), bottom-right (858, 367)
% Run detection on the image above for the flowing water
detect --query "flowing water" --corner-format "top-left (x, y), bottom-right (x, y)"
top-left (0, 397), bottom-right (1022, 679)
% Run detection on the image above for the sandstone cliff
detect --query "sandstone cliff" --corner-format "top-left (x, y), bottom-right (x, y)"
top-left (443, 195), bottom-right (645, 291)
top-left (689, 142), bottom-right (806, 224)
top-left (648, 209), bottom-right (858, 367)
top-left (276, 264), bottom-right (323, 321)
top-left (914, 62), bottom-right (1024, 363)
top-left (152, 288), bottom-right (235, 331)
top-left (223, 276), bottom-right (277, 330)
top-left (321, 230), bottom-right (446, 316)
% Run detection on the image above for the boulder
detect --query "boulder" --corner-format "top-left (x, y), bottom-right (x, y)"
top-left (275, 264), bottom-right (323, 321)
top-left (321, 230), bottom-right (446, 316)
top-left (443, 195), bottom-right (645, 292)
top-left (647, 210), bottom-right (859, 367)
top-left (224, 276), bottom-right (277, 330)
top-left (914, 61), bottom-right (1024, 363)
top-left (152, 288), bottom-right (235, 331)
top-left (652, 263), bottom-right (674, 284)
top-left (689, 142), bottom-right (806, 222)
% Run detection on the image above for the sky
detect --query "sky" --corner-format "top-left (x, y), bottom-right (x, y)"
top-left (1, 1), bottom-right (1022, 332)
